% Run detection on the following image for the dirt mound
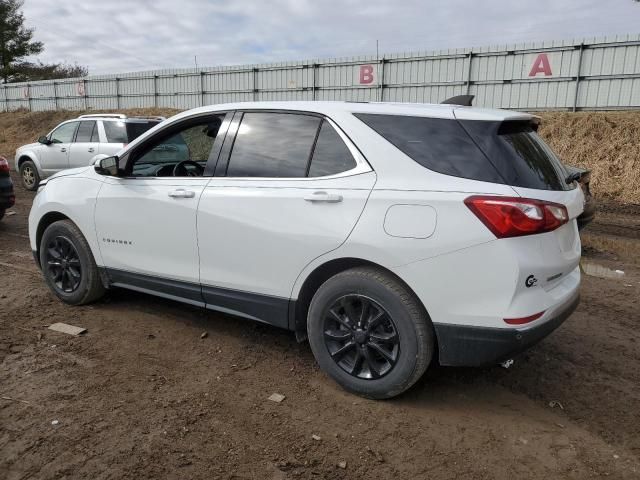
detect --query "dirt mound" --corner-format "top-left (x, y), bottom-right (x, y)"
top-left (538, 111), bottom-right (640, 205)
top-left (1, 108), bottom-right (639, 204)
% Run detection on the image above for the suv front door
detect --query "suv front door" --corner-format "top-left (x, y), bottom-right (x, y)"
top-left (40, 121), bottom-right (78, 176)
top-left (197, 111), bottom-right (375, 327)
top-left (68, 120), bottom-right (101, 168)
top-left (94, 113), bottom-right (230, 303)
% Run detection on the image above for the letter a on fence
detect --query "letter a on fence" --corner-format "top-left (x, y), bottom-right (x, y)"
top-left (528, 53), bottom-right (552, 77)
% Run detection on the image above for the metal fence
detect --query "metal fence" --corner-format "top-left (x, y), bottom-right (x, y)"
top-left (1, 34), bottom-right (640, 113)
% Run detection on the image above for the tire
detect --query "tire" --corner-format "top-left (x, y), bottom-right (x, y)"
top-left (307, 267), bottom-right (434, 399)
top-left (19, 160), bottom-right (40, 191)
top-left (39, 219), bottom-right (106, 305)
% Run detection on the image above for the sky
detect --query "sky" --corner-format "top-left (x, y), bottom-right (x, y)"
top-left (19, 0), bottom-right (640, 75)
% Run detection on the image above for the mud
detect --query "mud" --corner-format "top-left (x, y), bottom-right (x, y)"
top-left (1, 174), bottom-right (639, 479)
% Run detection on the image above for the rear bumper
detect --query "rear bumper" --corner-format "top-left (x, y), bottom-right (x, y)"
top-left (434, 291), bottom-right (580, 367)
top-left (0, 175), bottom-right (15, 209)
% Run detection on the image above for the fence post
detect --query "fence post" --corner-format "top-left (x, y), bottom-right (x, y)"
top-left (312, 63), bottom-right (318, 101)
top-left (53, 82), bottom-right (58, 110)
top-left (115, 77), bottom-right (120, 109)
top-left (200, 70), bottom-right (205, 107)
top-left (153, 75), bottom-right (158, 108)
top-left (573, 43), bottom-right (584, 112)
top-left (379, 57), bottom-right (386, 101)
top-left (83, 79), bottom-right (88, 110)
top-left (466, 50), bottom-right (474, 95)
top-left (252, 67), bottom-right (259, 101)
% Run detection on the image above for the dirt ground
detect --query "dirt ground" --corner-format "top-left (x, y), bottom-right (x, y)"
top-left (1, 171), bottom-right (639, 480)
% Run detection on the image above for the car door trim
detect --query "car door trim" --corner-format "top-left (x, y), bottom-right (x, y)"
top-left (102, 267), bottom-right (290, 329)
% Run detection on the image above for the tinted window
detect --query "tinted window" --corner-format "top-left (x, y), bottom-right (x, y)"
top-left (126, 120), bottom-right (160, 142)
top-left (50, 122), bottom-right (78, 144)
top-left (103, 121), bottom-right (128, 143)
top-left (75, 121), bottom-right (96, 142)
top-left (131, 116), bottom-right (223, 177)
top-left (226, 113), bottom-right (320, 178)
top-left (308, 121), bottom-right (356, 177)
top-left (461, 120), bottom-right (569, 191)
top-left (354, 114), bottom-right (502, 184)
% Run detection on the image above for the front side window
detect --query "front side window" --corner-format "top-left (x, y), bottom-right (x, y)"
top-left (308, 121), bottom-right (356, 177)
top-left (226, 113), bottom-right (321, 178)
top-left (50, 122), bottom-right (78, 144)
top-left (75, 121), bottom-right (96, 143)
top-left (129, 115), bottom-right (224, 177)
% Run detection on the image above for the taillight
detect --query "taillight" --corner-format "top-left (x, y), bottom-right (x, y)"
top-left (0, 156), bottom-right (9, 173)
top-left (464, 195), bottom-right (568, 238)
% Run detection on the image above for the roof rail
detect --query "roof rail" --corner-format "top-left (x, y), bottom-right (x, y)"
top-left (78, 113), bottom-right (127, 119)
top-left (441, 95), bottom-right (475, 106)
top-left (128, 115), bottom-right (166, 121)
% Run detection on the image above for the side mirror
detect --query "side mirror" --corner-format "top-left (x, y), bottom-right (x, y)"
top-left (38, 136), bottom-right (51, 145)
top-left (94, 156), bottom-right (119, 176)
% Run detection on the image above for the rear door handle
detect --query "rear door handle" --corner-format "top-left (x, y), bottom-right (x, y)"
top-left (60, 147), bottom-right (67, 152)
top-left (168, 189), bottom-right (195, 199)
top-left (304, 191), bottom-right (343, 203)
top-left (88, 147), bottom-right (95, 153)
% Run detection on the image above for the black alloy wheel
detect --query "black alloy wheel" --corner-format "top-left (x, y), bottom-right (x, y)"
top-left (323, 294), bottom-right (400, 380)
top-left (45, 236), bottom-right (82, 293)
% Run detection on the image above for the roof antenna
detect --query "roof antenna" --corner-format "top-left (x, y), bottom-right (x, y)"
top-left (441, 95), bottom-right (475, 106)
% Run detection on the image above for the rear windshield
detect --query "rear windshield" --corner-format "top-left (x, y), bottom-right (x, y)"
top-left (354, 113), bottom-right (570, 191)
top-left (103, 120), bottom-right (160, 143)
top-left (461, 120), bottom-right (569, 191)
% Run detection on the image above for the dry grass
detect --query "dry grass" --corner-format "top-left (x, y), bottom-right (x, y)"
top-left (1, 108), bottom-right (639, 204)
top-left (537, 111), bottom-right (640, 205)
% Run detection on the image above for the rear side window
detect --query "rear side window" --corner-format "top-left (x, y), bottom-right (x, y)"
top-left (354, 114), bottom-right (503, 184)
top-left (226, 113), bottom-right (320, 177)
top-left (125, 120), bottom-right (160, 142)
top-left (460, 120), bottom-right (569, 191)
top-left (75, 121), bottom-right (96, 142)
top-left (308, 121), bottom-right (356, 177)
top-left (103, 121), bottom-right (128, 143)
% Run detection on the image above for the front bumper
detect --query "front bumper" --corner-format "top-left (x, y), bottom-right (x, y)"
top-left (434, 291), bottom-right (580, 367)
top-left (0, 175), bottom-right (15, 209)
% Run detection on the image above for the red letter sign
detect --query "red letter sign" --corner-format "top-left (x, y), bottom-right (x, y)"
top-left (359, 65), bottom-right (374, 84)
top-left (528, 54), bottom-right (552, 77)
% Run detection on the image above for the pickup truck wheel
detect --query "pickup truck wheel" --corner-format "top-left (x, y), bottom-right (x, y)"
top-left (307, 266), bottom-right (434, 399)
top-left (40, 220), bottom-right (106, 305)
top-left (20, 160), bottom-right (40, 191)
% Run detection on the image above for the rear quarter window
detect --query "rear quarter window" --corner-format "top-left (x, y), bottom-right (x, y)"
top-left (354, 113), bottom-right (503, 184)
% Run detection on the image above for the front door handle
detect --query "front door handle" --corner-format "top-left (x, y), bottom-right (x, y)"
top-left (88, 147), bottom-right (95, 153)
top-left (304, 191), bottom-right (343, 203)
top-left (60, 147), bottom-right (67, 152)
top-left (168, 189), bottom-right (195, 199)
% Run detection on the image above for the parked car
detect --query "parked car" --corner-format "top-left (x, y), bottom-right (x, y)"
top-left (565, 165), bottom-right (595, 229)
top-left (28, 101), bottom-right (583, 399)
top-left (15, 114), bottom-right (165, 190)
top-left (0, 156), bottom-right (16, 221)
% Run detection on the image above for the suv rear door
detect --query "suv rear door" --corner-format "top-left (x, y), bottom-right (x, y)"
top-left (197, 111), bottom-right (375, 327)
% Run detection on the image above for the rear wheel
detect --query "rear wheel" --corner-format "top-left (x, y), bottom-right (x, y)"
top-left (20, 160), bottom-right (40, 191)
top-left (40, 220), bottom-right (105, 305)
top-left (307, 267), bottom-right (434, 399)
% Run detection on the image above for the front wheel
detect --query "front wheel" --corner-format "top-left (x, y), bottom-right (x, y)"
top-left (307, 267), bottom-right (434, 399)
top-left (40, 219), bottom-right (106, 305)
top-left (20, 160), bottom-right (40, 191)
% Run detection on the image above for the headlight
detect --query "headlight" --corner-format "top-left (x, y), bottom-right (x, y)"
top-left (36, 179), bottom-right (48, 194)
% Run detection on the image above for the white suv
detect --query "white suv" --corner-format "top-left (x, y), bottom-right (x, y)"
top-left (15, 114), bottom-right (164, 190)
top-left (28, 101), bottom-right (583, 399)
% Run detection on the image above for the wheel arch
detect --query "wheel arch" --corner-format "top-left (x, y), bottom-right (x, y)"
top-left (17, 153), bottom-right (40, 171)
top-left (35, 211), bottom-right (72, 267)
top-left (290, 257), bottom-right (434, 348)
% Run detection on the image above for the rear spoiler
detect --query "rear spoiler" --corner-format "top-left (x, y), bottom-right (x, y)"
top-left (441, 95), bottom-right (475, 106)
